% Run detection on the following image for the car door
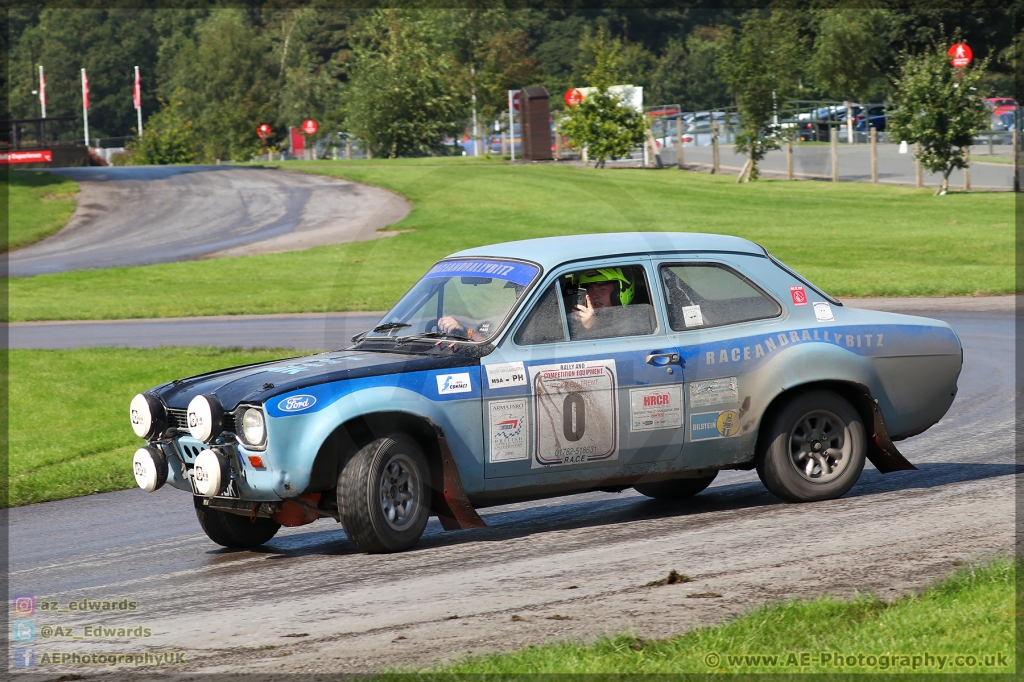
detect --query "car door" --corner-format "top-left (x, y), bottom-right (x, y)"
top-left (480, 257), bottom-right (687, 483)
top-left (652, 255), bottom-right (785, 470)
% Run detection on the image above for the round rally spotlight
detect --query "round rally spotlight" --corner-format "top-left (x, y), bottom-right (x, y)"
top-left (187, 394), bottom-right (224, 443)
top-left (130, 393), bottom-right (167, 439)
top-left (133, 446), bottom-right (168, 492)
top-left (193, 448), bottom-right (230, 497)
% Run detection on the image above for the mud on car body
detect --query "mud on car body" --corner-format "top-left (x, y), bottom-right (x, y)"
top-left (129, 233), bottom-right (962, 552)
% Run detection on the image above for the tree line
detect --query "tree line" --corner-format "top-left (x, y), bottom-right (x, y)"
top-left (6, 4), bottom-right (1018, 163)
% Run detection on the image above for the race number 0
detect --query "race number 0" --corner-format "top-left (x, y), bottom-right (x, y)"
top-left (563, 392), bottom-right (586, 441)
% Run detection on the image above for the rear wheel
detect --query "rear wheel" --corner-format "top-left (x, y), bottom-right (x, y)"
top-left (337, 434), bottom-right (430, 553)
top-left (757, 390), bottom-right (866, 502)
top-left (634, 472), bottom-right (718, 500)
top-left (193, 497), bottom-right (281, 548)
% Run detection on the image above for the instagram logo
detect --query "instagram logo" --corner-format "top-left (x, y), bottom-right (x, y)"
top-left (12, 595), bottom-right (35, 617)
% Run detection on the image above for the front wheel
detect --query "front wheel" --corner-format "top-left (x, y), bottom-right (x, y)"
top-left (634, 471), bottom-right (718, 500)
top-left (757, 390), bottom-right (866, 502)
top-left (337, 434), bottom-right (430, 553)
top-left (193, 497), bottom-right (281, 548)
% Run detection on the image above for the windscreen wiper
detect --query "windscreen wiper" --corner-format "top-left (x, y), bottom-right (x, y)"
top-left (394, 331), bottom-right (469, 344)
top-left (371, 321), bottom-right (411, 332)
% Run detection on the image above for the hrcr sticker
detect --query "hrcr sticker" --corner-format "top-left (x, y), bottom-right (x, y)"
top-left (529, 359), bottom-right (618, 467)
top-left (628, 385), bottom-right (683, 432)
top-left (688, 377), bottom-right (738, 408)
top-left (485, 361), bottom-right (528, 390)
top-left (488, 399), bottom-right (529, 462)
top-left (690, 410), bottom-right (740, 440)
top-left (790, 286), bottom-right (808, 306)
top-left (814, 302), bottom-right (834, 322)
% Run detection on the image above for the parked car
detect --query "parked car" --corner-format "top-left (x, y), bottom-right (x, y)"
top-left (986, 97), bottom-right (1017, 117)
top-left (855, 105), bottom-right (888, 132)
top-left (130, 233), bottom-right (962, 553)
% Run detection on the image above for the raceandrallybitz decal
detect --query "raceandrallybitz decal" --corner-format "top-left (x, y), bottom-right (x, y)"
top-left (690, 410), bottom-right (740, 441)
top-left (529, 359), bottom-right (618, 468)
top-left (702, 328), bottom-right (884, 367)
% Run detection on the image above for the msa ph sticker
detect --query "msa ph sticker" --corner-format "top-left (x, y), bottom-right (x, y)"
top-left (690, 410), bottom-right (740, 440)
top-left (814, 302), bottom-right (835, 322)
top-left (436, 373), bottom-right (472, 395)
top-left (629, 385), bottom-right (683, 432)
top-left (689, 377), bottom-right (738, 408)
top-left (529, 359), bottom-right (618, 467)
top-left (790, 286), bottom-right (808, 305)
top-left (682, 304), bottom-right (704, 328)
top-left (485, 361), bottom-right (527, 390)
top-left (488, 399), bottom-right (529, 462)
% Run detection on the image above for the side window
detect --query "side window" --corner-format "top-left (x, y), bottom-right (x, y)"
top-left (660, 263), bottom-right (781, 331)
top-left (561, 264), bottom-right (657, 341)
top-left (514, 284), bottom-right (566, 345)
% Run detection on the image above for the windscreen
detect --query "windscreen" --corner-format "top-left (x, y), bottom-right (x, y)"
top-left (366, 259), bottom-right (540, 342)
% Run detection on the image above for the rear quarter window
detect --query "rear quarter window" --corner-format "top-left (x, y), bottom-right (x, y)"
top-left (659, 263), bottom-right (782, 331)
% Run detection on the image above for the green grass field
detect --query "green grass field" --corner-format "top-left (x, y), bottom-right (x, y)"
top-left (7, 347), bottom-right (297, 507)
top-left (395, 558), bottom-right (1015, 676)
top-left (6, 170), bottom-right (79, 251)
top-left (7, 161), bottom-right (1012, 322)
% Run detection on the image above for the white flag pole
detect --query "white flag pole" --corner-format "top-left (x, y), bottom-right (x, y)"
top-left (508, 90), bottom-right (516, 161)
top-left (81, 68), bottom-right (90, 147)
top-left (135, 66), bottom-right (143, 137)
top-left (39, 65), bottom-right (46, 118)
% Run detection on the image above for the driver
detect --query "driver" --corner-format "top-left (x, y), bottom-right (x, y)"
top-left (572, 268), bottom-right (635, 330)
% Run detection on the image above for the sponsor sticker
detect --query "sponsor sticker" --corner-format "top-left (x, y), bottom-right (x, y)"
top-left (690, 410), bottom-right (740, 440)
top-left (485, 361), bottom-right (528, 389)
top-left (436, 373), bottom-right (472, 395)
top-left (278, 394), bottom-right (316, 413)
top-left (790, 286), bottom-right (808, 305)
top-left (629, 385), bottom-right (683, 432)
top-left (682, 304), bottom-right (704, 328)
top-left (529, 359), bottom-right (618, 467)
top-left (488, 399), bottom-right (529, 462)
top-left (689, 377), bottom-right (739, 408)
top-left (813, 302), bottom-right (834, 322)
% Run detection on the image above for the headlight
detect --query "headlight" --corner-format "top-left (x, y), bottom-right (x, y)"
top-left (130, 393), bottom-right (166, 440)
top-left (187, 394), bottom-right (224, 443)
top-left (240, 407), bottom-right (266, 446)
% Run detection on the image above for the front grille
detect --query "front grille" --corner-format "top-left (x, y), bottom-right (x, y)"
top-left (166, 407), bottom-right (235, 434)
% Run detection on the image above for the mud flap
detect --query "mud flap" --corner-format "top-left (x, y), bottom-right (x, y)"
top-left (432, 437), bottom-right (486, 530)
top-left (867, 401), bottom-right (917, 473)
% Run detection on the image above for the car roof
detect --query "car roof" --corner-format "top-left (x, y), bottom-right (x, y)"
top-left (450, 232), bottom-right (767, 271)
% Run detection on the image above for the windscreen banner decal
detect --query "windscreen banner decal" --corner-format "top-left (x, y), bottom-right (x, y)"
top-left (424, 260), bottom-right (539, 286)
top-left (530, 359), bottom-right (618, 467)
top-left (629, 386), bottom-right (683, 432)
top-left (488, 399), bottom-right (529, 462)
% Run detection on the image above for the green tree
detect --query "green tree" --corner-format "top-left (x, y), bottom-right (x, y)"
top-left (717, 10), bottom-right (805, 180)
top-left (648, 27), bottom-right (732, 110)
top-left (560, 29), bottom-right (646, 168)
top-left (810, 9), bottom-right (889, 102)
top-left (119, 95), bottom-right (198, 164)
top-left (887, 37), bottom-right (990, 195)
top-left (344, 10), bottom-right (467, 157)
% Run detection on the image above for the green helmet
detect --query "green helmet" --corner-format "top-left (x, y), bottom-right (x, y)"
top-left (575, 267), bottom-right (635, 306)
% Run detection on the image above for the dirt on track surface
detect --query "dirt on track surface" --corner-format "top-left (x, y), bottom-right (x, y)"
top-left (7, 165), bottom-right (410, 278)
top-left (7, 311), bottom-right (1015, 677)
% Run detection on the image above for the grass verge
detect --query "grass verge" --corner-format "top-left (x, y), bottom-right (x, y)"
top-left (7, 160), bottom-right (1013, 322)
top-left (6, 170), bottom-right (79, 251)
top-left (395, 557), bottom-right (1015, 676)
top-left (8, 347), bottom-right (297, 507)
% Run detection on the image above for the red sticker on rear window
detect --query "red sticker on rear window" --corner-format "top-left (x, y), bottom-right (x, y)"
top-left (790, 286), bottom-right (808, 305)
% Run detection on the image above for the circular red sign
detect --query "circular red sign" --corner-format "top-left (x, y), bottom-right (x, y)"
top-left (564, 89), bottom-right (584, 107)
top-left (511, 91), bottom-right (521, 112)
top-left (256, 124), bottom-right (272, 139)
top-left (301, 119), bottom-right (319, 135)
top-left (947, 43), bottom-right (973, 68)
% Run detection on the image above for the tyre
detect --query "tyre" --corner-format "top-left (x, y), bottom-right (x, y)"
top-left (634, 471), bottom-right (718, 500)
top-left (757, 390), bottom-right (866, 502)
top-left (337, 434), bottom-right (430, 553)
top-left (193, 496), bottom-right (281, 548)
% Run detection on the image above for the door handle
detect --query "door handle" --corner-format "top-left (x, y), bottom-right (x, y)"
top-left (646, 352), bottom-right (680, 365)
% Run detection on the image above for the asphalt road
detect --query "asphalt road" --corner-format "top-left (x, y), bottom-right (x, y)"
top-left (7, 309), bottom-right (1015, 676)
top-left (7, 165), bottom-right (410, 278)
top-left (665, 143), bottom-right (1014, 190)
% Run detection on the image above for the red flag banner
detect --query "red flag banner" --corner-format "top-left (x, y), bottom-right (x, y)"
top-left (82, 69), bottom-right (90, 110)
top-left (134, 68), bottom-right (141, 110)
top-left (39, 69), bottom-right (46, 109)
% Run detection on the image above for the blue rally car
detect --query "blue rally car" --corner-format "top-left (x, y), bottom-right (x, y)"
top-left (129, 233), bottom-right (962, 552)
